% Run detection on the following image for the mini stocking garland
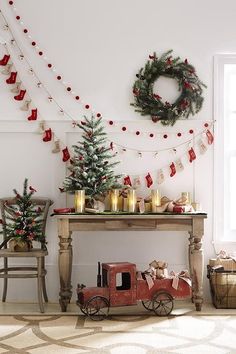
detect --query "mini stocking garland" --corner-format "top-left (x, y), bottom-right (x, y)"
top-left (175, 158), bottom-right (184, 172)
top-left (198, 139), bottom-right (207, 154)
top-left (6, 71), bottom-right (17, 84)
top-left (14, 89), bottom-right (26, 101)
top-left (62, 147), bottom-right (70, 162)
top-left (52, 140), bottom-right (60, 153)
top-left (28, 109), bottom-right (37, 121)
top-left (170, 162), bottom-right (176, 177)
top-left (11, 81), bottom-right (21, 94)
top-left (188, 147), bottom-right (196, 163)
top-left (145, 172), bottom-right (153, 188)
top-left (42, 128), bottom-right (52, 142)
top-left (206, 129), bottom-right (214, 145)
top-left (157, 169), bottom-right (165, 184)
top-left (1, 63), bottom-right (13, 75)
top-left (133, 176), bottom-right (141, 188)
top-left (20, 100), bottom-right (31, 111)
top-left (0, 54), bottom-right (10, 66)
top-left (124, 175), bottom-right (132, 186)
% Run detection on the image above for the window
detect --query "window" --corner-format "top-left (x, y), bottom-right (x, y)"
top-left (214, 54), bottom-right (236, 247)
top-left (116, 272), bottom-right (131, 290)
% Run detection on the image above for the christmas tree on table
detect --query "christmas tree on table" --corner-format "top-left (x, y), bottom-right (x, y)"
top-left (0, 179), bottom-right (44, 249)
top-left (62, 115), bottom-right (122, 204)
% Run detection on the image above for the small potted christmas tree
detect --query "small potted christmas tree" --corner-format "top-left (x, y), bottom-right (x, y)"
top-left (62, 115), bottom-right (122, 209)
top-left (0, 179), bottom-right (44, 251)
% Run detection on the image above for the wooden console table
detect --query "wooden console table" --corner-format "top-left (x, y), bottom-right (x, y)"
top-left (55, 213), bottom-right (207, 312)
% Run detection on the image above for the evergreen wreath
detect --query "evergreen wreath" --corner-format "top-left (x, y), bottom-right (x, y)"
top-left (131, 50), bottom-right (206, 126)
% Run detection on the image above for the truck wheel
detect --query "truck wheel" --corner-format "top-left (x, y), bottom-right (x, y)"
top-left (152, 291), bottom-right (174, 316)
top-left (85, 296), bottom-right (110, 321)
top-left (142, 300), bottom-right (153, 311)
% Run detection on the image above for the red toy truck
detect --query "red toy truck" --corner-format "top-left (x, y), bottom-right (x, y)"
top-left (77, 262), bottom-right (191, 320)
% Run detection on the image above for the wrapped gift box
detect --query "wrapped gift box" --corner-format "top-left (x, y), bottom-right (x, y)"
top-left (209, 258), bottom-right (236, 271)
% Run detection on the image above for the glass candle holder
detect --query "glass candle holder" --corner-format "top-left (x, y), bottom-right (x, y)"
top-left (127, 189), bottom-right (137, 213)
top-left (74, 190), bottom-right (85, 213)
top-left (151, 189), bottom-right (161, 212)
top-left (110, 189), bottom-right (119, 212)
top-left (182, 192), bottom-right (191, 205)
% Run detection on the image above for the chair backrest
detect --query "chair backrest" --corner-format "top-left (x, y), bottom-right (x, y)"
top-left (0, 197), bottom-right (53, 244)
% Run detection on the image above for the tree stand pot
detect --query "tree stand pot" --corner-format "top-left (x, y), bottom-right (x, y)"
top-left (9, 239), bottom-right (33, 252)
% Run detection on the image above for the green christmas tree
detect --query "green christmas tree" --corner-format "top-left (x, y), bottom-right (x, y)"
top-left (63, 115), bottom-right (122, 201)
top-left (0, 179), bottom-right (44, 247)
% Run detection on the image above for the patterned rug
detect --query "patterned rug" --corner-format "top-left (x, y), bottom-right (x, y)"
top-left (0, 314), bottom-right (236, 354)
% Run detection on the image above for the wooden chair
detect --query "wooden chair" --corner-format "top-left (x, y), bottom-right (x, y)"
top-left (0, 197), bottom-right (53, 313)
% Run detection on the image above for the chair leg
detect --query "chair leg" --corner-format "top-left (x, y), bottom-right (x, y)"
top-left (37, 257), bottom-right (44, 313)
top-left (41, 257), bottom-right (48, 302)
top-left (2, 257), bottom-right (8, 302)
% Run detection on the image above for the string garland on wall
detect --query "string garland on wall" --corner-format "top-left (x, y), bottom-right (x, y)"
top-left (0, 2), bottom-right (215, 188)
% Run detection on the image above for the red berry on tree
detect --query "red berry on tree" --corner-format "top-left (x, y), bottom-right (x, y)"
top-left (67, 87), bottom-right (71, 91)
top-left (31, 41), bottom-right (36, 46)
top-left (109, 120), bottom-right (114, 125)
top-left (48, 63), bottom-right (52, 68)
top-left (16, 15), bottom-right (20, 20)
top-left (9, 1), bottom-right (13, 5)
top-left (184, 58), bottom-right (188, 64)
top-left (39, 51), bottom-right (43, 56)
top-left (85, 104), bottom-right (90, 109)
top-left (97, 113), bottom-right (101, 117)
top-left (204, 123), bottom-right (209, 127)
top-left (23, 29), bottom-right (28, 33)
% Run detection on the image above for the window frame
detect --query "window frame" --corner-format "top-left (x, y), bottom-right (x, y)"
top-left (214, 54), bottom-right (236, 251)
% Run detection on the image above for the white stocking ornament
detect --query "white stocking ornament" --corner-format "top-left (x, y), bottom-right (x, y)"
top-left (157, 169), bottom-right (165, 184)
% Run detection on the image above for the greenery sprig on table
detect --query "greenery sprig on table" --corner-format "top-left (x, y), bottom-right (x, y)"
top-left (62, 115), bottom-right (122, 202)
top-left (0, 179), bottom-right (44, 248)
top-left (131, 50), bottom-right (206, 126)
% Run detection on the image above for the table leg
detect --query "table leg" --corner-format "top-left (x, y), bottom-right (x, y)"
top-left (58, 219), bottom-right (73, 312)
top-left (190, 218), bottom-right (204, 311)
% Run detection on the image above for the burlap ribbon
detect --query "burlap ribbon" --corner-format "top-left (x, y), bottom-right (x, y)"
top-left (170, 270), bottom-right (192, 290)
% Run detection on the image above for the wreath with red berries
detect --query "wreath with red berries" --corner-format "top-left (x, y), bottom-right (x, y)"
top-left (131, 50), bottom-right (206, 126)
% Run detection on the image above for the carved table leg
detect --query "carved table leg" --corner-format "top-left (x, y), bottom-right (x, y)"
top-left (190, 219), bottom-right (204, 311)
top-left (58, 219), bottom-right (73, 312)
top-left (188, 231), bottom-right (195, 303)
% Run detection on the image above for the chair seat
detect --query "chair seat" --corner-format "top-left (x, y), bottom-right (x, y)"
top-left (0, 249), bottom-right (48, 258)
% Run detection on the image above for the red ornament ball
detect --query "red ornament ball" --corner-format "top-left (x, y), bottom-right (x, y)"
top-left (57, 75), bottom-right (62, 80)
top-left (109, 120), bottom-right (114, 125)
top-left (149, 133), bottom-right (154, 138)
top-left (31, 41), bottom-right (36, 46)
top-left (204, 123), bottom-right (209, 127)
top-left (23, 29), bottom-right (28, 34)
top-left (122, 127), bottom-right (127, 131)
top-left (177, 132), bottom-right (182, 137)
top-left (38, 51), bottom-right (43, 56)
top-left (163, 134), bottom-right (168, 139)
top-left (67, 87), bottom-right (71, 92)
top-left (136, 131), bottom-right (140, 135)
top-left (75, 95), bottom-right (80, 100)
top-left (189, 129), bottom-right (194, 134)
top-left (16, 15), bottom-right (20, 20)
top-left (48, 63), bottom-right (52, 68)
top-left (85, 104), bottom-right (90, 109)
top-left (9, 1), bottom-right (13, 5)
top-left (96, 113), bottom-right (101, 117)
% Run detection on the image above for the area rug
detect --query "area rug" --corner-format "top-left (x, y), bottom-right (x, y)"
top-left (0, 314), bottom-right (236, 354)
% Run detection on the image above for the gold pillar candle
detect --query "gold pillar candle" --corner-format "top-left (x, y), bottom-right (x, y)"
top-left (74, 190), bottom-right (85, 213)
top-left (127, 189), bottom-right (137, 213)
top-left (151, 189), bottom-right (161, 212)
top-left (110, 189), bottom-right (120, 212)
top-left (182, 192), bottom-right (191, 205)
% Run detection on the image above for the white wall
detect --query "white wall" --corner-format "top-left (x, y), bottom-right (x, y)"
top-left (0, 0), bottom-right (235, 303)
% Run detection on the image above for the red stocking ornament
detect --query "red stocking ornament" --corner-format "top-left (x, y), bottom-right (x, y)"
top-left (6, 71), bottom-right (17, 84)
top-left (124, 175), bottom-right (132, 186)
top-left (62, 147), bottom-right (70, 162)
top-left (28, 109), bottom-right (38, 121)
top-left (188, 147), bottom-right (196, 163)
top-left (14, 89), bottom-right (26, 101)
top-left (43, 128), bottom-right (52, 142)
top-left (0, 54), bottom-right (10, 66)
top-left (206, 129), bottom-right (214, 145)
top-left (145, 172), bottom-right (153, 188)
top-left (170, 162), bottom-right (176, 177)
